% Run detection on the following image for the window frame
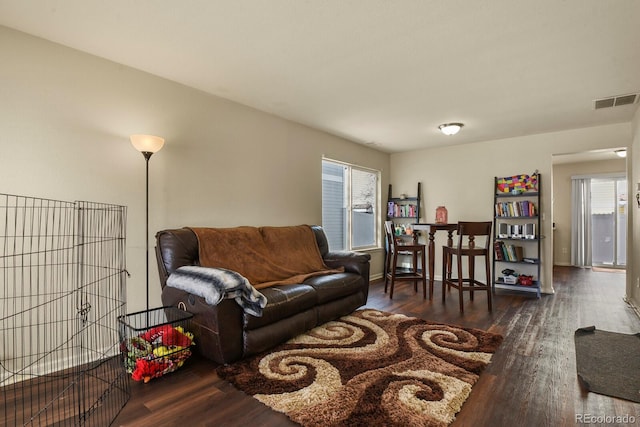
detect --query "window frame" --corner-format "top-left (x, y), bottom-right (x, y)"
top-left (321, 158), bottom-right (381, 251)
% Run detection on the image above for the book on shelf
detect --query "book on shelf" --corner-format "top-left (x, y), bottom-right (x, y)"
top-left (513, 246), bottom-right (524, 261)
top-left (494, 241), bottom-right (504, 260)
top-left (387, 201), bottom-right (417, 218)
top-left (494, 201), bottom-right (537, 217)
top-left (494, 240), bottom-right (524, 262)
top-left (505, 244), bottom-right (514, 260)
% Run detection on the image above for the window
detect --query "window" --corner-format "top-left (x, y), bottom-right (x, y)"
top-left (322, 159), bottom-right (380, 251)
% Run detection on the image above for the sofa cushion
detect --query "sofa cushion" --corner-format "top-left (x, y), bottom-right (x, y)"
top-left (244, 284), bottom-right (317, 330)
top-left (244, 309), bottom-right (317, 357)
top-left (303, 272), bottom-right (364, 304)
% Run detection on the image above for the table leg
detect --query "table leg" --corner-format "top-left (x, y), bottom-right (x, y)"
top-left (444, 229), bottom-right (455, 292)
top-left (428, 229), bottom-right (436, 297)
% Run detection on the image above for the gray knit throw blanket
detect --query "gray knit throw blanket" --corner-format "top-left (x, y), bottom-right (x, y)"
top-left (166, 266), bottom-right (267, 317)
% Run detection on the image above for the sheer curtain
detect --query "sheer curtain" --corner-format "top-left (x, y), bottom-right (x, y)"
top-left (571, 177), bottom-right (591, 267)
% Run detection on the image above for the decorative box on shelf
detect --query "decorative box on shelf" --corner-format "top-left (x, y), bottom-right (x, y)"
top-left (118, 306), bottom-right (194, 383)
top-left (502, 275), bottom-right (518, 284)
top-left (518, 275), bottom-right (534, 286)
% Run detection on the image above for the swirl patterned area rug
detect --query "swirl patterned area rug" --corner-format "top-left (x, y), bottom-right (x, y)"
top-left (217, 309), bottom-right (503, 427)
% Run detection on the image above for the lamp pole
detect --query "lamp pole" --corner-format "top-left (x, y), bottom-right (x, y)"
top-left (143, 151), bottom-right (152, 313)
top-left (130, 135), bottom-right (165, 316)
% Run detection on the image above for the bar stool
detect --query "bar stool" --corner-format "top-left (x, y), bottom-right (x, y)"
top-left (384, 221), bottom-right (428, 299)
top-left (442, 221), bottom-right (493, 312)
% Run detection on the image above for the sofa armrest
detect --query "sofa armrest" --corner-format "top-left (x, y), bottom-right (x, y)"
top-left (323, 251), bottom-right (371, 282)
top-left (162, 286), bottom-right (243, 365)
top-left (156, 228), bottom-right (200, 289)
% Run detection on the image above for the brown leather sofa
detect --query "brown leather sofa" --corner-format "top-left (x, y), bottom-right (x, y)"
top-left (155, 225), bottom-right (371, 365)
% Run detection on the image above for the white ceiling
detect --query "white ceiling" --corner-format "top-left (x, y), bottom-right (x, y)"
top-left (552, 149), bottom-right (628, 165)
top-left (1, 0), bottom-right (639, 153)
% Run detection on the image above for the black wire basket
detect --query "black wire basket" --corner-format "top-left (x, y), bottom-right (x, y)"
top-left (118, 306), bottom-right (194, 383)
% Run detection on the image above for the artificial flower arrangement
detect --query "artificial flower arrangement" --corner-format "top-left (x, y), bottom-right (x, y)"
top-left (122, 324), bottom-right (195, 383)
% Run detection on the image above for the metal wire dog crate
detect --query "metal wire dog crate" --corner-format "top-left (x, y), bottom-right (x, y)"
top-left (0, 193), bottom-right (129, 426)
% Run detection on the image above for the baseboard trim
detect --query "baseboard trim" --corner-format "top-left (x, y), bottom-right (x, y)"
top-left (624, 296), bottom-right (640, 320)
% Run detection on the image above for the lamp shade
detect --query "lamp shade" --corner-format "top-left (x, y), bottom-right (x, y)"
top-left (438, 123), bottom-right (464, 136)
top-left (130, 134), bottom-right (165, 153)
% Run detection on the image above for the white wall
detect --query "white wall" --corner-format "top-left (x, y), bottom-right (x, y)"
top-left (390, 123), bottom-right (633, 294)
top-left (629, 107), bottom-right (640, 310)
top-left (0, 26), bottom-right (390, 312)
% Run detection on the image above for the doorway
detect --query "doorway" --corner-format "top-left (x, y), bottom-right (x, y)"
top-left (590, 176), bottom-right (627, 268)
top-left (551, 149), bottom-right (628, 274)
top-left (569, 173), bottom-right (627, 269)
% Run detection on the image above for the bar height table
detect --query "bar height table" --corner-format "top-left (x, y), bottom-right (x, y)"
top-left (412, 223), bottom-right (457, 298)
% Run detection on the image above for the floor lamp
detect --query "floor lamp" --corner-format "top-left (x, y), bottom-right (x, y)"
top-left (130, 134), bottom-right (165, 314)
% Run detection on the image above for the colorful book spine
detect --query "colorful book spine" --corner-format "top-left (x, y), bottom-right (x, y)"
top-left (494, 201), bottom-right (537, 217)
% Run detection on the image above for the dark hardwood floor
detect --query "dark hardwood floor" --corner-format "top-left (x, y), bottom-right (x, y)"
top-left (113, 266), bottom-right (640, 426)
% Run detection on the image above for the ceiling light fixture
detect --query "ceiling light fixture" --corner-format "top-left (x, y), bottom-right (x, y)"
top-left (614, 149), bottom-right (627, 158)
top-left (438, 123), bottom-right (464, 136)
